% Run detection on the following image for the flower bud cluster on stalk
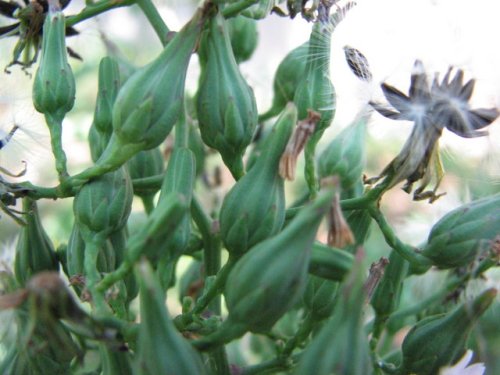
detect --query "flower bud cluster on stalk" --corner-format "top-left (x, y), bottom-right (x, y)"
top-left (0, 1), bottom-right (498, 374)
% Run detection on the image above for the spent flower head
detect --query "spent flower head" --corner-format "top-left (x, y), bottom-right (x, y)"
top-left (0, 0), bottom-right (79, 72)
top-left (367, 60), bottom-right (499, 202)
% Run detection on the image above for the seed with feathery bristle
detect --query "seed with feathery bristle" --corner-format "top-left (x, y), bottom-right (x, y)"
top-left (343, 45), bottom-right (372, 82)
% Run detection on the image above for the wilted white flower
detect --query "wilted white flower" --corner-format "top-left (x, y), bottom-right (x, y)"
top-left (439, 350), bottom-right (485, 375)
top-left (368, 60), bottom-right (499, 202)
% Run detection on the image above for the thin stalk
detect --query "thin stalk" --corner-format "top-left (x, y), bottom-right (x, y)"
top-left (304, 130), bottom-right (323, 199)
top-left (386, 275), bottom-right (466, 330)
top-left (341, 180), bottom-right (391, 210)
top-left (97, 259), bottom-right (132, 293)
top-left (368, 205), bottom-right (431, 267)
top-left (191, 195), bottom-right (231, 375)
top-left (132, 174), bottom-right (164, 190)
top-left (82, 233), bottom-right (108, 314)
top-left (66, 0), bottom-right (135, 27)
top-left (45, 114), bottom-right (69, 183)
top-left (136, 0), bottom-right (170, 46)
top-left (281, 313), bottom-right (314, 357)
top-left (221, 0), bottom-right (259, 18)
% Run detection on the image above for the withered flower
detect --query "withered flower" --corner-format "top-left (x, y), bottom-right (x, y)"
top-left (0, 0), bottom-right (79, 72)
top-left (368, 60), bottom-right (499, 202)
top-left (279, 110), bottom-right (320, 181)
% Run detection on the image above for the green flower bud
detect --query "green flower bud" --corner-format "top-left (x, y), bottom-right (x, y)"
top-left (227, 16), bottom-right (258, 63)
top-left (112, 16), bottom-right (200, 150)
top-left (399, 288), bottom-right (497, 375)
top-left (127, 148), bottom-right (164, 198)
top-left (318, 116), bottom-right (367, 190)
top-left (32, 6), bottom-right (75, 121)
top-left (74, 167), bottom-right (133, 236)
top-left (93, 57), bottom-right (121, 136)
top-left (295, 253), bottom-right (372, 375)
top-left (259, 42), bottom-right (308, 122)
top-left (157, 148), bottom-right (196, 259)
top-left (422, 193), bottom-right (500, 268)
top-left (197, 12), bottom-right (258, 178)
top-left (66, 222), bottom-right (117, 278)
top-left (72, 11), bottom-right (203, 184)
top-left (302, 275), bottom-right (338, 320)
top-left (224, 189), bottom-right (334, 333)
top-left (293, 22), bottom-right (335, 132)
top-left (308, 242), bottom-right (354, 281)
top-left (371, 251), bottom-right (409, 320)
top-left (87, 57), bottom-right (122, 163)
top-left (14, 198), bottom-right (59, 286)
top-left (135, 261), bottom-right (207, 375)
top-left (66, 222), bottom-right (85, 279)
top-left (220, 103), bottom-right (297, 256)
top-left (88, 123), bottom-right (108, 163)
top-left (124, 192), bottom-right (189, 262)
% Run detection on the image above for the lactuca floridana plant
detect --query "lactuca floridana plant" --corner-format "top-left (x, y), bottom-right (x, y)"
top-left (0, 1), bottom-right (498, 375)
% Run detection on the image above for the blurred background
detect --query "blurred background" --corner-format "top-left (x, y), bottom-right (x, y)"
top-left (0, 0), bottom-right (499, 371)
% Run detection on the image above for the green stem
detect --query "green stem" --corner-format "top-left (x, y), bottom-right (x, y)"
top-left (45, 114), bottom-right (69, 183)
top-left (190, 196), bottom-right (230, 374)
top-left (341, 180), bottom-right (391, 210)
top-left (368, 205), bottom-right (431, 267)
top-left (96, 259), bottom-right (132, 293)
top-left (132, 174), bottom-right (164, 190)
top-left (7, 181), bottom-right (75, 200)
top-left (66, 0), bottom-right (135, 27)
top-left (221, 0), bottom-right (259, 18)
top-left (385, 275), bottom-right (466, 332)
top-left (82, 232), bottom-right (108, 314)
top-left (136, 0), bottom-right (170, 46)
top-left (281, 314), bottom-right (314, 357)
top-left (304, 131), bottom-right (323, 199)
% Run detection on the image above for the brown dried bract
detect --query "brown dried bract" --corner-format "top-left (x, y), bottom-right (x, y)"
top-left (279, 110), bottom-right (320, 180)
top-left (364, 257), bottom-right (390, 301)
top-left (326, 185), bottom-right (355, 248)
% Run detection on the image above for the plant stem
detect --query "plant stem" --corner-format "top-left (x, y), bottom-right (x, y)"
top-left (132, 174), bottom-right (164, 190)
top-left (221, 0), bottom-right (259, 18)
top-left (66, 0), bottom-right (135, 27)
top-left (385, 275), bottom-right (466, 332)
top-left (341, 180), bottom-right (390, 210)
top-left (304, 131), bottom-right (323, 199)
top-left (45, 114), bottom-right (69, 183)
top-left (368, 205), bottom-right (431, 267)
top-left (136, 0), bottom-right (170, 46)
top-left (191, 195), bottom-right (231, 375)
top-left (82, 232), bottom-right (108, 314)
top-left (281, 313), bottom-right (314, 357)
